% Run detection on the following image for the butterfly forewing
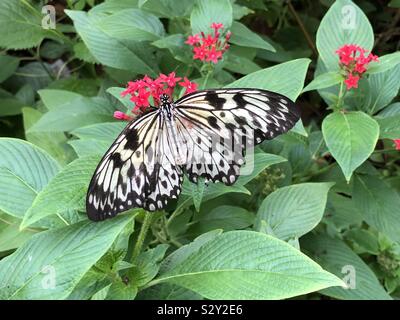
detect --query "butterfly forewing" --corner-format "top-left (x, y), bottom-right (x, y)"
top-left (86, 88), bottom-right (300, 221)
top-left (173, 88), bottom-right (300, 185)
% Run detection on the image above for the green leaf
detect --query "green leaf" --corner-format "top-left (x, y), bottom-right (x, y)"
top-left (302, 72), bottom-right (343, 93)
top-left (302, 233), bottom-right (392, 300)
top-left (153, 230), bottom-right (344, 299)
top-left (223, 53), bottom-right (261, 75)
top-left (128, 244), bottom-right (169, 288)
top-left (226, 58), bottom-right (310, 101)
top-left (152, 34), bottom-right (192, 64)
top-left (21, 155), bottom-right (100, 229)
top-left (229, 22), bottom-right (275, 52)
top-left (22, 107), bottom-right (73, 166)
top-left (236, 152), bottom-right (287, 186)
top-left (0, 138), bottom-right (60, 219)
top-left (364, 64), bottom-right (400, 114)
top-left (322, 111), bottom-right (379, 181)
top-left (0, 213), bottom-right (37, 252)
top-left (188, 206), bottom-right (254, 236)
top-left (353, 174), bottom-right (400, 244)
top-left (100, 9), bottom-right (165, 41)
top-left (72, 122), bottom-right (126, 143)
top-left (106, 87), bottom-right (133, 112)
top-left (0, 55), bottom-right (19, 82)
top-left (65, 10), bottom-right (158, 76)
top-left (0, 215), bottom-right (135, 299)
top-left (376, 114), bottom-right (400, 139)
top-left (255, 183), bottom-right (333, 241)
top-left (367, 52), bottom-right (400, 74)
top-left (325, 192), bottom-right (363, 231)
top-left (0, 0), bottom-right (53, 49)
top-left (316, 0), bottom-right (374, 71)
top-left (190, 0), bottom-right (232, 34)
top-left (68, 139), bottom-right (111, 157)
top-left (30, 90), bottom-right (115, 132)
top-left (0, 98), bottom-right (24, 116)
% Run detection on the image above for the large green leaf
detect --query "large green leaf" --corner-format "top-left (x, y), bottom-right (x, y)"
top-left (302, 233), bottom-right (392, 300)
top-left (302, 72), bottom-right (343, 93)
top-left (188, 206), bottom-right (254, 236)
top-left (0, 139), bottom-right (60, 219)
top-left (364, 64), bottom-right (400, 114)
top-left (99, 9), bottom-right (165, 41)
top-left (0, 0), bottom-right (54, 49)
top-left (316, 0), bottom-right (374, 71)
top-left (230, 22), bottom-right (275, 52)
top-left (226, 58), bottom-right (310, 101)
top-left (30, 90), bottom-right (115, 132)
top-left (367, 52), bottom-right (400, 75)
top-left (322, 111), bottom-right (379, 181)
top-left (376, 114), bottom-right (400, 139)
top-left (65, 10), bottom-right (158, 76)
top-left (21, 155), bottom-right (100, 229)
top-left (255, 183), bottom-right (333, 241)
top-left (0, 213), bottom-right (37, 252)
top-left (353, 174), bottom-right (400, 243)
top-left (152, 230), bottom-right (343, 299)
top-left (0, 215), bottom-right (134, 299)
top-left (190, 0), bottom-right (232, 34)
top-left (0, 55), bottom-right (19, 82)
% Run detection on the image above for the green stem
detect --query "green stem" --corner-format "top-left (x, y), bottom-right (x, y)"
top-left (131, 212), bottom-right (154, 263)
top-left (335, 81), bottom-right (345, 111)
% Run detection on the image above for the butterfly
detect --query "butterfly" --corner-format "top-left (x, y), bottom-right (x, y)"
top-left (86, 88), bottom-right (300, 221)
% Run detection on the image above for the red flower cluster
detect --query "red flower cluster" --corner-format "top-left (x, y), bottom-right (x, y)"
top-left (185, 22), bottom-right (231, 64)
top-left (394, 139), bottom-right (400, 151)
top-left (336, 44), bottom-right (378, 90)
top-left (115, 73), bottom-right (197, 120)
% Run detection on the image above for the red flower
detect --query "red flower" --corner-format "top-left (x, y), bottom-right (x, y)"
top-left (336, 44), bottom-right (378, 91)
top-left (394, 139), bottom-right (400, 150)
top-left (211, 22), bottom-right (224, 31)
top-left (193, 45), bottom-right (208, 61)
top-left (113, 111), bottom-right (132, 121)
top-left (206, 46), bottom-right (222, 64)
top-left (160, 72), bottom-right (182, 87)
top-left (186, 22), bottom-right (230, 64)
top-left (185, 34), bottom-right (200, 45)
top-left (130, 88), bottom-right (151, 108)
top-left (118, 74), bottom-right (198, 120)
top-left (179, 77), bottom-right (198, 94)
top-left (344, 73), bottom-right (360, 90)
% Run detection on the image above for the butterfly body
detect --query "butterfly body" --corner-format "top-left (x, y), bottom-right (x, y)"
top-left (86, 88), bottom-right (300, 221)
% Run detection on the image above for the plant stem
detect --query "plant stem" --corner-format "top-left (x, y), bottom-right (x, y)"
top-left (131, 212), bottom-right (154, 263)
top-left (335, 80), bottom-right (345, 111)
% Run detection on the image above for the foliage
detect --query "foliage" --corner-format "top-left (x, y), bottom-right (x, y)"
top-left (0, 0), bottom-right (399, 300)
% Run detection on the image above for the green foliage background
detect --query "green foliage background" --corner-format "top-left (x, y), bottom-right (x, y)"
top-left (0, 0), bottom-right (399, 300)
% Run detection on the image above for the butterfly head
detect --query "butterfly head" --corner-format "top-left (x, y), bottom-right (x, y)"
top-left (160, 94), bottom-right (170, 105)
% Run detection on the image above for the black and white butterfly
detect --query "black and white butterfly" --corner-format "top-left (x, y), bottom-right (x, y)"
top-left (86, 88), bottom-right (300, 221)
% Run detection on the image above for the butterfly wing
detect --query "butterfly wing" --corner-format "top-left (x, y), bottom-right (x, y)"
top-left (173, 88), bottom-right (300, 185)
top-left (86, 110), bottom-right (182, 221)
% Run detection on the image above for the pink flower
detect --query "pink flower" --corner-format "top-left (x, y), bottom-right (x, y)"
top-left (193, 46), bottom-right (208, 61)
top-left (130, 88), bottom-right (151, 108)
top-left (206, 46), bottom-right (222, 64)
top-left (344, 73), bottom-right (360, 90)
top-left (119, 74), bottom-right (198, 119)
top-left (394, 139), bottom-right (400, 150)
top-left (186, 22), bottom-right (230, 64)
top-left (336, 44), bottom-right (378, 91)
top-left (160, 72), bottom-right (182, 87)
top-left (211, 22), bottom-right (224, 31)
top-left (113, 111), bottom-right (132, 121)
top-left (179, 77), bottom-right (198, 94)
top-left (185, 34), bottom-right (200, 45)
